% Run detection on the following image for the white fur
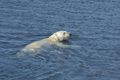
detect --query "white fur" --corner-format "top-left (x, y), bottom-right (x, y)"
top-left (17, 31), bottom-right (71, 56)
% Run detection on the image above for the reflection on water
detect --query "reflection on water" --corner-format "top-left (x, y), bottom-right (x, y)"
top-left (0, 0), bottom-right (120, 80)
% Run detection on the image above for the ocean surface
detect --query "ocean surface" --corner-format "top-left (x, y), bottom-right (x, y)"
top-left (0, 0), bottom-right (120, 80)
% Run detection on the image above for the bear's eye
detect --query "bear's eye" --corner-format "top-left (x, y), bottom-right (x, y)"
top-left (63, 32), bottom-right (66, 35)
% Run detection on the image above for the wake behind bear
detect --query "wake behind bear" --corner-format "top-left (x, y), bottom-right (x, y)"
top-left (17, 31), bottom-right (72, 56)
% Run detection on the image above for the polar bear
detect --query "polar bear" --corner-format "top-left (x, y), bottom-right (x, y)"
top-left (17, 31), bottom-right (71, 56)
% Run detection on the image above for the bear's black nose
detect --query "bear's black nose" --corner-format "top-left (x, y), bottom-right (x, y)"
top-left (70, 33), bottom-right (72, 36)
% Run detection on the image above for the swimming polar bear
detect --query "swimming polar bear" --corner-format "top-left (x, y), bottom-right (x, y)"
top-left (17, 31), bottom-right (72, 56)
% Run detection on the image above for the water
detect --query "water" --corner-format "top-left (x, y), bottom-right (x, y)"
top-left (0, 0), bottom-right (120, 80)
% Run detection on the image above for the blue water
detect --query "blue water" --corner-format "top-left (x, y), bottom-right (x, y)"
top-left (0, 0), bottom-right (120, 80)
